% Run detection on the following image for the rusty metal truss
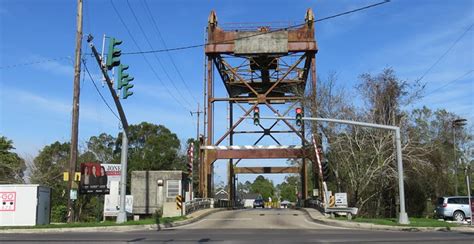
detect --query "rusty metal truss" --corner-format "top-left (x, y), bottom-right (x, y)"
top-left (199, 9), bottom-right (318, 202)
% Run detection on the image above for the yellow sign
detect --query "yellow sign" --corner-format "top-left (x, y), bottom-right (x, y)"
top-left (329, 195), bottom-right (335, 207)
top-left (176, 195), bottom-right (183, 210)
top-left (74, 172), bottom-right (81, 181)
top-left (63, 172), bottom-right (81, 182)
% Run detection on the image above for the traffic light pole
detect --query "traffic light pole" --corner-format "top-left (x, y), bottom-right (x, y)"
top-left (253, 116), bottom-right (410, 225)
top-left (86, 35), bottom-right (130, 223)
top-left (67, 0), bottom-right (83, 223)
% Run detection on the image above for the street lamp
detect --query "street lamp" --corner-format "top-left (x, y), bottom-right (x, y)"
top-left (453, 118), bottom-right (467, 195)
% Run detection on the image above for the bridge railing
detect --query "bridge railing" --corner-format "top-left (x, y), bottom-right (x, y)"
top-left (185, 198), bottom-right (212, 215)
top-left (306, 199), bottom-right (325, 211)
top-left (214, 199), bottom-right (244, 209)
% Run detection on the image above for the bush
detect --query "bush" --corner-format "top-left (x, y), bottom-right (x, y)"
top-left (153, 208), bottom-right (163, 224)
top-left (51, 205), bottom-right (68, 223)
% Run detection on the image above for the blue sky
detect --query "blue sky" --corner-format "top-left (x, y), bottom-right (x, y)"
top-left (0, 0), bottom-right (473, 186)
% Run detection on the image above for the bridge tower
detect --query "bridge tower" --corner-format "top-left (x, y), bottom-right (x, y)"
top-left (200, 9), bottom-right (318, 202)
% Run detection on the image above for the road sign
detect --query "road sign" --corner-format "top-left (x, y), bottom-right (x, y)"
top-left (70, 189), bottom-right (77, 200)
top-left (176, 195), bottom-right (183, 210)
top-left (335, 193), bottom-right (348, 207)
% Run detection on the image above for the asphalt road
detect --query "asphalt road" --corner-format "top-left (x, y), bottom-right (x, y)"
top-left (1, 208), bottom-right (474, 243)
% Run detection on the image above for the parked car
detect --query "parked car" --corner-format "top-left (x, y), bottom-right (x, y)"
top-left (253, 197), bottom-right (264, 208)
top-left (434, 196), bottom-right (473, 221)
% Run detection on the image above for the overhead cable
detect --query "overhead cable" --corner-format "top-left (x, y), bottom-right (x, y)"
top-left (122, 0), bottom-right (391, 55)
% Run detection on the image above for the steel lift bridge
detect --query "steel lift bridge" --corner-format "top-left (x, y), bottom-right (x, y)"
top-left (199, 9), bottom-right (318, 203)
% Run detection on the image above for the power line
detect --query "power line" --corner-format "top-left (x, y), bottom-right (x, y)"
top-left (418, 23), bottom-right (473, 82)
top-left (124, 0), bottom-right (195, 108)
top-left (0, 56), bottom-right (73, 69)
top-left (122, 0), bottom-right (391, 55)
top-left (142, 0), bottom-right (199, 104)
top-left (82, 58), bottom-right (121, 122)
top-left (424, 70), bottom-right (474, 97)
top-left (109, 0), bottom-right (192, 111)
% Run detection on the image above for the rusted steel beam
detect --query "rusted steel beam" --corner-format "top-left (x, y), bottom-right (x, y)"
top-left (211, 96), bottom-right (302, 102)
top-left (206, 148), bottom-right (305, 161)
top-left (215, 104), bottom-right (257, 146)
top-left (205, 42), bottom-right (317, 54)
top-left (264, 101), bottom-right (309, 144)
top-left (218, 57), bottom-right (259, 96)
top-left (234, 167), bottom-right (300, 174)
top-left (264, 55), bottom-right (305, 96)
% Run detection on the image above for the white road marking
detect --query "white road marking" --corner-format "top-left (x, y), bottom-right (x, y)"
top-left (303, 218), bottom-right (350, 230)
top-left (204, 218), bottom-right (252, 221)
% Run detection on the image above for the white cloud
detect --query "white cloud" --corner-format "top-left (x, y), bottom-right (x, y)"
top-left (2, 87), bottom-right (117, 127)
top-left (21, 55), bottom-right (74, 77)
top-left (35, 59), bottom-right (74, 77)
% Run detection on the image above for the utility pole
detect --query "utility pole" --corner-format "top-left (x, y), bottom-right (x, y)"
top-left (466, 164), bottom-right (472, 226)
top-left (190, 103), bottom-right (202, 140)
top-left (453, 118), bottom-right (467, 196)
top-left (67, 0), bottom-right (83, 223)
top-left (190, 103), bottom-right (202, 198)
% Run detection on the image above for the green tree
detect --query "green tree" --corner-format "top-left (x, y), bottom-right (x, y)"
top-left (0, 136), bottom-right (26, 183)
top-left (86, 133), bottom-right (117, 163)
top-left (117, 122), bottom-right (184, 172)
top-left (30, 141), bottom-right (70, 222)
top-left (115, 122), bottom-right (185, 194)
top-left (250, 175), bottom-right (275, 201)
top-left (278, 175), bottom-right (299, 202)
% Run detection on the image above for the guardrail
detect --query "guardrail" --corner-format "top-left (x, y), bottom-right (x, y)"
top-left (184, 198), bottom-right (212, 215)
top-left (214, 199), bottom-right (244, 209)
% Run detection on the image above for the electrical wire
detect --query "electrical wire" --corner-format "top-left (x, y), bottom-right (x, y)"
top-left (122, 0), bottom-right (391, 55)
top-left (110, 0), bottom-right (192, 111)
top-left (0, 56), bottom-right (73, 69)
top-left (142, 0), bottom-right (199, 104)
top-left (124, 0), bottom-right (194, 108)
top-left (0, 1), bottom-right (390, 71)
top-left (82, 59), bottom-right (121, 122)
top-left (424, 70), bottom-right (474, 96)
top-left (417, 23), bottom-right (473, 82)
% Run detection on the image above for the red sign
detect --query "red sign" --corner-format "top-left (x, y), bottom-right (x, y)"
top-left (79, 162), bottom-right (110, 194)
top-left (0, 192), bottom-right (16, 211)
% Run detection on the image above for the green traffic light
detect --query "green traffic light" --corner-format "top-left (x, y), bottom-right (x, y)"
top-left (122, 83), bottom-right (134, 99)
top-left (106, 37), bottom-right (122, 70)
top-left (117, 64), bottom-right (131, 89)
top-left (296, 114), bottom-right (302, 126)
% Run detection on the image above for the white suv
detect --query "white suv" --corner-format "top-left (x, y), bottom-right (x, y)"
top-left (435, 196), bottom-right (473, 221)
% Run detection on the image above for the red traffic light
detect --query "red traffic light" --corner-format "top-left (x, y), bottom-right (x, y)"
top-left (254, 107), bottom-right (260, 113)
top-left (296, 107), bottom-right (302, 114)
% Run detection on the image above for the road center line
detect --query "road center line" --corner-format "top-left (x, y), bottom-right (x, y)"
top-left (204, 218), bottom-right (253, 221)
top-left (303, 218), bottom-right (350, 229)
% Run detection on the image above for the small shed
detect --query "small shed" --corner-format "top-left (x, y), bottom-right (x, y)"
top-left (0, 184), bottom-right (51, 226)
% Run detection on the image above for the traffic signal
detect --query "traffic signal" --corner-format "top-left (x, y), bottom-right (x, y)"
top-left (187, 142), bottom-right (194, 177)
top-left (322, 158), bottom-right (329, 181)
top-left (117, 64), bottom-right (134, 99)
top-left (253, 106), bottom-right (260, 126)
top-left (106, 37), bottom-right (122, 70)
top-left (295, 107), bottom-right (303, 126)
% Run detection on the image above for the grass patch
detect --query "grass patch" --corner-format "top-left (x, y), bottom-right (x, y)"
top-left (0, 216), bottom-right (187, 230)
top-left (334, 216), bottom-right (459, 228)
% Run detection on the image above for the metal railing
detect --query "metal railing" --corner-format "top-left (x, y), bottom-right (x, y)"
top-left (214, 199), bottom-right (244, 209)
top-left (184, 198), bottom-right (212, 215)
